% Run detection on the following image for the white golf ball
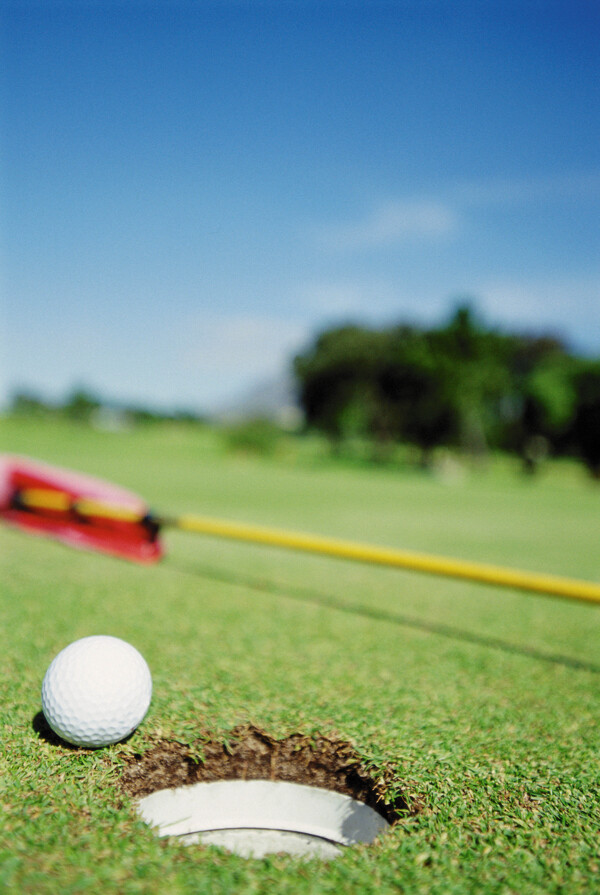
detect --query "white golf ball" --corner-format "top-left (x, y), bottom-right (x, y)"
top-left (41, 635), bottom-right (152, 748)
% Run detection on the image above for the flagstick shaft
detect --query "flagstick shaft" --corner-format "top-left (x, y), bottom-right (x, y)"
top-left (16, 489), bottom-right (600, 605)
top-left (175, 514), bottom-right (600, 606)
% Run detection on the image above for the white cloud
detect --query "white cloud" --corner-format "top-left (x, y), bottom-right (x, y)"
top-left (316, 199), bottom-right (459, 251)
top-left (477, 274), bottom-right (600, 352)
top-left (180, 312), bottom-right (310, 379)
top-left (313, 169), bottom-right (600, 254)
top-left (292, 278), bottom-right (463, 335)
top-left (1, 310), bottom-right (312, 413)
top-left (294, 279), bottom-right (398, 317)
top-left (293, 273), bottom-right (600, 358)
top-left (452, 171), bottom-right (600, 207)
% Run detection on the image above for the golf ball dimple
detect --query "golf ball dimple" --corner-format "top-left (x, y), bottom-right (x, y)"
top-left (41, 635), bottom-right (152, 748)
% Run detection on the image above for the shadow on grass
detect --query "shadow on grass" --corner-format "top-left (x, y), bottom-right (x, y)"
top-left (171, 560), bottom-right (600, 675)
top-left (32, 710), bottom-right (80, 748)
top-left (32, 710), bottom-right (137, 749)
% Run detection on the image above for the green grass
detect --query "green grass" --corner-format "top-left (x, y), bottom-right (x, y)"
top-left (1, 417), bottom-right (599, 894)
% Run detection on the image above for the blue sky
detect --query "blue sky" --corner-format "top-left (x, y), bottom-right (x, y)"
top-left (2, 0), bottom-right (599, 413)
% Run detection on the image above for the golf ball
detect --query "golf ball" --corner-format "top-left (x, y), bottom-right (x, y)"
top-left (41, 635), bottom-right (152, 748)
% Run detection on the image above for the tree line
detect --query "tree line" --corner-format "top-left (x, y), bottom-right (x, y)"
top-left (9, 388), bottom-right (204, 426)
top-left (294, 305), bottom-right (600, 476)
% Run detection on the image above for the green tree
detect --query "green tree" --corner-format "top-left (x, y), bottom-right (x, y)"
top-left (63, 388), bottom-right (101, 423)
top-left (571, 361), bottom-right (600, 478)
top-left (294, 325), bottom-right (388, 452)
top-left (499, 335), bottom-right (573, 470)
top-left (10, 391), bottom-right (52, 416)
top-left (428, 304), bottom-right (514, 460)
top-left (378, 326), bottom-right (455, 465)
top-left (293, 304), bottom-right (599, 473)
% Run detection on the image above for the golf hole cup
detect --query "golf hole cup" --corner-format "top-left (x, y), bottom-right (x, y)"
top-left (41, 635), bottom-right (152, 747)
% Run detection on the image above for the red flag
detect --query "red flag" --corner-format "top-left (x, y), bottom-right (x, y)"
top-left (0, 456), bottom-right (163, 563)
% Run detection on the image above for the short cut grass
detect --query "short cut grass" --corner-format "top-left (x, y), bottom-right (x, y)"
top-left (1, 417), bottom-right (599, 894)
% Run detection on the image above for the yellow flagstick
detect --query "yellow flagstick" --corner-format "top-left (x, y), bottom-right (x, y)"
top-left (175, 513), bottom-right (600, 606)
top-left (17, 489), bottom-right (600, 606)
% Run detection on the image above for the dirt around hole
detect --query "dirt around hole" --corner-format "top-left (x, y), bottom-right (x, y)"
top-left (120, 725), bottom-right (412, 824)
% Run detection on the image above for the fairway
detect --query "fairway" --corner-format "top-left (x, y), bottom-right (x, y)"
top-left (2, 417), bottom-right (599, 894)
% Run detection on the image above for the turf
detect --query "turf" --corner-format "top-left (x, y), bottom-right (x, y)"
top-left (1, 417), bottom-right (599, 894)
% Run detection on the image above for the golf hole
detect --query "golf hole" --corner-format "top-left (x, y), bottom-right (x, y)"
top-left (137, 779), bottom-right (389, 859)
top-left (121, 725), bottom-right (411, 860)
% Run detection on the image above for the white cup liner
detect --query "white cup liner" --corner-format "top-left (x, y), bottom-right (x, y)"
top-left (137, 779), bottom-right (390, 859)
